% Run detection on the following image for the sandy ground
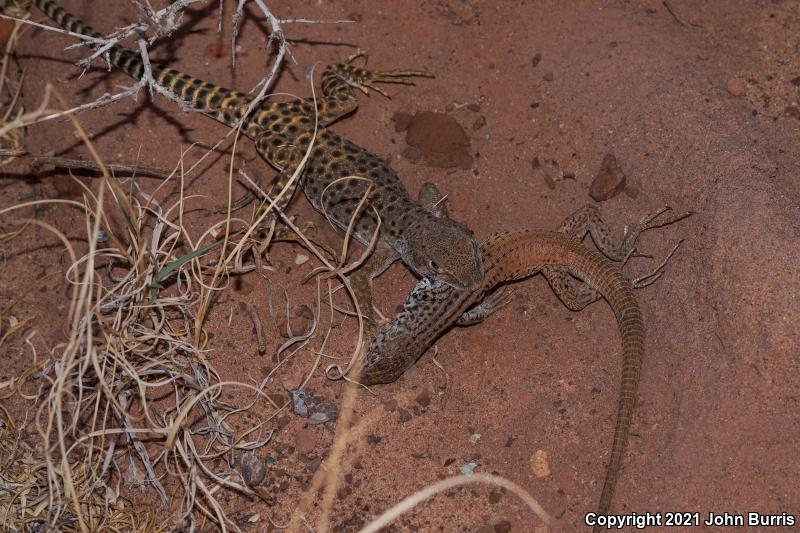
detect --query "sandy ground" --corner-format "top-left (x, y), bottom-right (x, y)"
top-left (1, 0), bottom-right (799, 531)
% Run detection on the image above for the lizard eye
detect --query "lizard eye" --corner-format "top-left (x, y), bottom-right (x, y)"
top-left (428, 259), bottom-right (440, 271)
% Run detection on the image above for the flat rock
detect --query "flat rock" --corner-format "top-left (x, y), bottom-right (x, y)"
top-left (396, 111), bottom-right (473, 169)
top-left (294, 428), bottom-right (317, 455)
top-left (589, 154), bottom-right (627, 201)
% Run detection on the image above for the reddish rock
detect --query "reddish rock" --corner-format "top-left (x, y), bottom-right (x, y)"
top-left (589, 154), bottom-right (627, 201)
top-left (294, 428), bottom-right (317, 455)
top-left (281, 370), bottom-right (305, 391)
top-left (726, 78), bottom-right (747, 97)
top-left (401, 111), bottom-right (473, 169)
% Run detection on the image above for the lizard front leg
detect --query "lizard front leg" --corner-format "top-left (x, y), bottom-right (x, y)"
top-left (251, 130), bottom-right (307, 229)
top-left (349, 243), bottom-right (400, 333)
top-left (557, 204), bottom-right (691, 261)
top-left (288, 51), bottom-right (433, 127)
top-left (417, 181), bottom-right (449, 218)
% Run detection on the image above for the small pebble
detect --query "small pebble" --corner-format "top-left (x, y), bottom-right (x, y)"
top-left (460, 462), bottom-right (477, 476)
top-left (532, 53), bottom-right (542, 67)
top-left (543, 71), bottom-right (554, 82)
top-left (726, 78), bottom-right (747, 97)
top-left (290, 390), bottom-right (310, 417)
top-left (294, 428), bottom-right (317, 455)
top-left (473, 116), bottom-right (487, 130)
top-left (529, 449), bottom-right (551, 478)
top-left (469, 432), bottom-right (482, 444)
top-left (467, 102), bottom-right (481, 112)
top-left (290, 389), bottom-right (339, 429)
top-left (294, 254), bottom-right (309, 265)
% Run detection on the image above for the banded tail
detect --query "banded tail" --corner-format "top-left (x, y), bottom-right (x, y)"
top-left (32, 0), bottom-right (252, 128)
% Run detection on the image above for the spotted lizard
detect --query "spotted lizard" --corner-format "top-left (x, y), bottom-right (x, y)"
top-left (29, 0), bottom-right (485, 309)
top-left (359, 200), bottom-right (690, 529)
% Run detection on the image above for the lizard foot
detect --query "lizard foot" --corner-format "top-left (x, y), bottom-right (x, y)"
top-left (332, 50), bottom-right (434, 97)
top-left (457, 286), bottom-right (513, 326)
top-left (624, 206), bottom-right (693, 261)
top-left (630, 239), bottom-right (684, 289)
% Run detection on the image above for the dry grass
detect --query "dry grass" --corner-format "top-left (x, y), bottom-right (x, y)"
top-left (0, 6), bottom-right (367, 527)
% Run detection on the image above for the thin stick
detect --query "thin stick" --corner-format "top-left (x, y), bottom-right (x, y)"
top-left (0, 149), bottom-right (171, 178)
top-left (358, 473), bottom-right (553, 532)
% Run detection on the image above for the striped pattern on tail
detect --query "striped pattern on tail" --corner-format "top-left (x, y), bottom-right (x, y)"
top-left (32, 0), bottom-right (253, 128)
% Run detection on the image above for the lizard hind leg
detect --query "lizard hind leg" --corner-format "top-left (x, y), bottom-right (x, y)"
top-left (348, 244), bottom-right (400, 331)
top-left (251, 130), bottom-right (308, 229)
top-left (559, 204), bottom-right (692, 263)
top-left (323, 51), bottom-right (433, 98)
top-left (542, 239), bottom-right (684, 311)
top-left (543, 205), bottom-right (691, 310)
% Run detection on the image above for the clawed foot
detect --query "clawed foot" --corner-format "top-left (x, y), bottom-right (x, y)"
top-left (637, 206), bottom-right (694, 232)
top-left (338, 49), bottom-right (434, 97)
top-left (457, 286), bottom-right (513, 326)
top-left (630, 239), bottom-right (684, 289)
top-left (623, 206), bottom-right (693, 263)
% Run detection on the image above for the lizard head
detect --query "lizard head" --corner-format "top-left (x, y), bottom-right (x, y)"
top-left (406, 216), bottom-right (484, 291)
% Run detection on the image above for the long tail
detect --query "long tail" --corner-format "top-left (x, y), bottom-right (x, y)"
top-left (593, 265), bottom-right (643, 530)
top-left (481, 230), bottom-right (643, 529)
top-left (31, 0), bottom-right (250, 124)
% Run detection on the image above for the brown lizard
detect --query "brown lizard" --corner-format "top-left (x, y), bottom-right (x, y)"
top-left (359, 199), bottom-right (689, 529)
top-left (29, 0), bottom-right (485, 306)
